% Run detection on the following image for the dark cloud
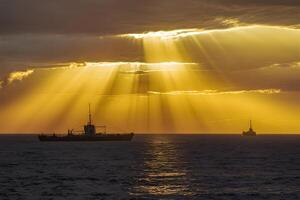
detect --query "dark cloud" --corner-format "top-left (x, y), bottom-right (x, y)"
top-left (212, 0), bottom-right (300, 6)
top-left (0, 0), bottom-right (299, 35)
top-left (0, 34), bottom-right (143, 78)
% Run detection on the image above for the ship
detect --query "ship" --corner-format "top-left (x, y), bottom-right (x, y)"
top-left (242, 120), bottom-right (256, 136)
top-left (38, 105), bottom-right (134, 142)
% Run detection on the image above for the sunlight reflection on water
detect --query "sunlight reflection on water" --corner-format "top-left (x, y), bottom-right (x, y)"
top-left (131, 136), bottom-right (193, 197)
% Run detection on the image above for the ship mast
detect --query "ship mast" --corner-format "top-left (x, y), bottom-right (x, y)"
top-left (250, 120), bottom-right (252, 129)
top-left (88, 104), bottom-right (92, 125)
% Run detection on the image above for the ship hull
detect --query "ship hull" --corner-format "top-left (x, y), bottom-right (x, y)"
top-left (38, 133), bottom-right (134, 142)
top-left (242, 132), bottom-right (256, 136)
top-left (242, 134), bottom-right (256, 136)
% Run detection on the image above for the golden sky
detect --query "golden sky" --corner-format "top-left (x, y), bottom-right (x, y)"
top-left (0, 1), bottom-right (300, 133)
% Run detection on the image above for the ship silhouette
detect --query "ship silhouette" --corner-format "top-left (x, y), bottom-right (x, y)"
top-left (242, 120), bottom-right (256, 136)
top-left (38, 105), bottom-right (134, 141)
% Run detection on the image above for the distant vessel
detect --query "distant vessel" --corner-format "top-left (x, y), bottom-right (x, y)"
top-left (242, 120), bottom-right (256, 136)
top-left (38, 105), bottom-right (134, 142)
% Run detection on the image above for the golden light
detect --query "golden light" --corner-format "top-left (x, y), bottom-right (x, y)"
top-left (119, 29), bottom-right (201, 39)
top-left (1, 25), bottom-right (300, 134)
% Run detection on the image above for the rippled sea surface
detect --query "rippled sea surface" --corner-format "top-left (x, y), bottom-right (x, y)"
top-left (0, 134), bottom-right (299, 200)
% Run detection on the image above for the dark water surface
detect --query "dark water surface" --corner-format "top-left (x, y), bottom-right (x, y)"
top-left (0, 134), bottom-right (299, 200)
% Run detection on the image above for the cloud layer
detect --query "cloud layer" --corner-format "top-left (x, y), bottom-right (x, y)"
top-left (148, 89), bottom-right (281, 96)
top-left (0, 0), bottom-right (299, 77)
top-left (0, 0), bottom-right (299, 35)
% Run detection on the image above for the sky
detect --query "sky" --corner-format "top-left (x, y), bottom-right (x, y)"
top-left (0, 0), bottom-right (300, 133)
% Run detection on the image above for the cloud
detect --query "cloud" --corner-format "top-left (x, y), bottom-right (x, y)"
top-left (119, 25), bottom-right (298, 39)
top-left (256, 61), bottom-right (300, 71)
top-left (0, 0), bottom-right (300, 93)
top-left (217, 17), bottom-right (249, 27)
top-left (1, 25), bottom-right (300, 74)
top-left (0, 0), bottom-right (299, 35)
top-left (7, 69), bottom-right (34, 84)
top-left (118, 29), bottom-right (203, 39)
top-left (41, 62), bottom-right (86, 70)
top-left (1, 0), bottom-right (300, 75)
top-left (0, 34), bottom-right (143, 77)
top-left (148, 89), bottom-right (281, 96)
top-left (213, 0), bottom-right (300, 6)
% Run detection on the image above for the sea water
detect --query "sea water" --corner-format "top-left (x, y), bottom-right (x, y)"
top-left (0, 134), bottom-right (299, 200)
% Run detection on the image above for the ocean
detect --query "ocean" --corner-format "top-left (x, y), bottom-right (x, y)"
top-left (0, 134), bottom-right (299, 200)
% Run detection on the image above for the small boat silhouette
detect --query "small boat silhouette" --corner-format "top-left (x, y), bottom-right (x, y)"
top-left (242, 120), bottom-right (256, 136)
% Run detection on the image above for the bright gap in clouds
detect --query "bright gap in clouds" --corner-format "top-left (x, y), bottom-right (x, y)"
top-left (117, 25), bottom-right (299, 40)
